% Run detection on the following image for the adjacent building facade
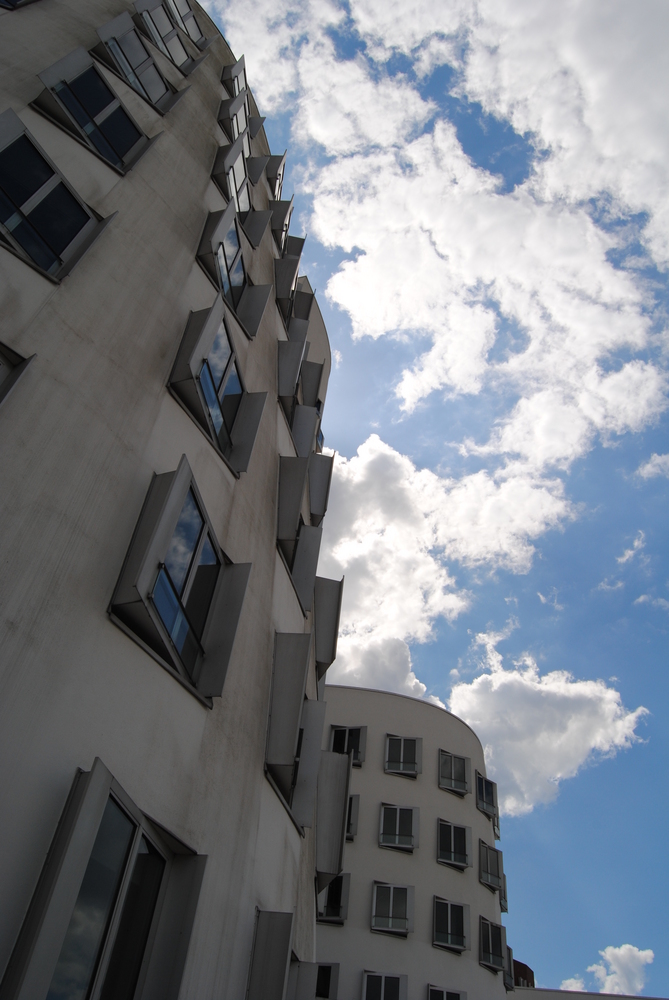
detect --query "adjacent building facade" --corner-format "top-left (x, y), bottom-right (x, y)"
top-left (0, 1), bottom-right (348, 997)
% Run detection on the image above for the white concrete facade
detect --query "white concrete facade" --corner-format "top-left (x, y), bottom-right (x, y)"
top-left (0, 2), bottom-right (344, 998)
top-left (317, 686), bottom-right (512, 1000)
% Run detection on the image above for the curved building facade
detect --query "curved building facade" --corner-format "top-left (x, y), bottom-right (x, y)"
top-left (317, 686), bottom-right (513, 1000)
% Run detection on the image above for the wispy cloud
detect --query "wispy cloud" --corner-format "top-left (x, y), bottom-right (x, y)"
top-left (538, 588), bottom-right (564, 610)
top-left (597, 578), bottom-right (624, 592)
top-left (634, 594), bottom-right (669, 610)
top-left (637, 452), bottom-right (669, 479)
top-left (616, 530), bottom-right (645, 564)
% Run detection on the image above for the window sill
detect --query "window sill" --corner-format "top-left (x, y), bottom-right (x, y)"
top-left (370, 926), bottom-right (408, 938)
top-left (433, 942), bottom-right (465, 954)
top-left (480, 961), bottom-right (503, 975)
top-left (439, 783), bottom-right (468, 796)
top-left (379, 842), bottom-right (414, 853)
top-left (384, 769), bottom-right (418, 780)
top-left (317, 916), bottom-right (345, 926)
top-left (437, 859), bottom-right (467, 872)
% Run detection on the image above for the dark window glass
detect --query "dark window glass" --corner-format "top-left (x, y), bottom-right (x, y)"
top-left (316, 966), bottom-right (331, 999)
top-left (46, 798), bottom-right (135, 1000)
top-left (435, 899), bottom-right (448, 938)
top-left (491, 923), bottom-right (503, 958)
top-left (119, 30), bottom-right (148, 68)
top-left (365, 977), bottom-right (382, 1000)
top-left (387, 738), bottom-right (401, 765)
top-left (346, 796), bottom-right (354, 835)
top-left (481, 918), bottom-right (491, 956)
top-left (375, 885), bottom-right (391, 920)
top-left (100, 838), bottom-right (165, 1000)
top-left (166, 35), bottom-right (188, 65)
top-left (0, 135), bottom-right (53, 206)
top-left (403, 739), bottom-right (416, 766)
top-left (447, 993), bottom-right (461, 1000)
top-left (391, 887), bottom-right (407, 922)
top-left (222, 223), bottom-right (240, 270)
top-left (220, 360), bottom-right (242, 430)
top-left (347, 727), bottom-right (361, 760)
top-left (140, 65), bottom-right (167, 104)
top-left (68, 67), bottom-right (115, 119)
top-left (152, 568), bottom-right (200, 672)
top-left (453, 756), bottom-right (466, 785)
top-left (98, 107), bottom-right (141, 159)
top-left (28, 183), bottom-right (89, 255)
top-left (165, 491), bottom-right (203, 593)
top-left (199, 362), bottom-right (225, 438)
top-left (184, 534), bottom-right (219, 636)
top-left (429, 991), bottom-right (443, 1000)
top-left (325, 875), bottom-right (342, 917)
top-left (207, 322), bottom-right (232, 387)
top-left (151, 5), bottom-right (173, 35)
top-left (451, 904), bottom-right (464, 940)
top-left (384, 977), bottom-right (400, 1000)
top-left (453, 825), bottom-right (466, 861)
top-left (331, 728), bottom-right (347, 754)
top-left (9, 217), bottom-right (59, 273)
top-left (398, 808), bottom-right (412, 843)
top-left (439, 821), bottom-right (451, 858)
top-left (382, 807), bottom-right (396, 839)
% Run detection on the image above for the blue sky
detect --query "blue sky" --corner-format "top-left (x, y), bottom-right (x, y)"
top-left (209, 0), bottom-right (669, 992)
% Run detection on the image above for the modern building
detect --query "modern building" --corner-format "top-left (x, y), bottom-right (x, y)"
top-left (316, 686), bottom-right (514, 1000)
top-left (0, 1), bottom-right (349, 998)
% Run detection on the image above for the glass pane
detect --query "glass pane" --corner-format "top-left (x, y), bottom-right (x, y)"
top-left (166, 35), bottom-right (188, 66)
top-left (434, 899), bottom-right (448, 937)
top-left (481, 919), bottom-right (491, 956)
top-left (453, 825), bottom-right (466, 860)
top-left (184, 534), bottom-right (219, 637)
top-left (139, 65), bottom-right (167, 104)
top-left (88, 126), bottom-right (122, 168)
top-left (143, 13), bottom-right (169, 55)
top-left (346, 796), bottom-right (354, 834)
top-left (107, 39), bottom-right (146, 99)
top-left (331, 728), bottom-right (347, 754)
top-left (365, 977), bottom-right (382, 1000)
top-left (99, 838), bottom-right (165, 1000)
top-left (27, 182), bottom-right (89, 255)
top-left (185, 14), bottom-right (202, 41)
top-left (220, 360), bottom-right (242, 434)
top-left (99, 107), bottom-right (142, 159)
top-left (453, 755), bottom-right (466, 784)
top-left (403, 739), bottom-right (416, 767)
top-left (199, 361), bottom-right (224, 435)
top-left (374, 885), bottom-right (391, 919)
top-left (381, 807), bottom-right (396, 838)
top-left (391, 887), bottom-right (407, 921)
top-left (46, 798), bottom-right (135, 1000)
top-left (440, 751), bottom-right (452, 782)
top-left (69, 68), bottom-right (115, 119)
top-left (207, 321), bottom-right (232, 389)
top-left (446, 994), bottom-right (461, 1000)
top-left (165, 491), bottom-right (203, 594)
top-left (232, 153), bottom-right (245, 193)
top-left (0, 135), bottom-right (54, 207)
top-left (451, 904), bottom-right (464, 940)
top-left (316, 965), bottom-right (331, 1000)
top-left (237, 183), bottom-right (250, 214)
top-left (347, 727), bottom-right (361, 759)
top-left (175, 0), bottom-right (191, 15)
top-left (216, 245), bottom-right (231, 301)
top-left (152, 565), bottom-right (181, 635)
top-left (384, 977), bottom-right (400, 1000)
top-left (387, 738), bottom-right (401, 765)
top-left (151, 5), bottom-right (173, 35)
top-left (165, 0), bottom-right (187, 30)
top-left (119, 30), bottom-right (149, 69)
top-left (10, 217), bottom-right (60, 273)
top-left (429, 991), bottom-right (444, 1000)
top-left (491, 923), bottom-right (503, 958)
top-left (222, 222), bottom-right (240, 269)
top-left (228, 257), bottom-right (246, 301)
top-left (398, 809), bottom-right (412, 844)
top-left (438, 821), bottom-right (451, 858)
top-left (325, 875), bottom-right (342, 917)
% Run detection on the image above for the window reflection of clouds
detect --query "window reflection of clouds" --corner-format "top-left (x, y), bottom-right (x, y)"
top-left (164, 491), bottom-right (203, 594)
top-left (207, 321), bottom-right (232, 389)
top-left (222, 223), bottom-right (239, 269)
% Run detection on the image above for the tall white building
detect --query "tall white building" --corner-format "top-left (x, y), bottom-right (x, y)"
top-left (316, 686), bottom-right (514, 1000)
top-left (0, 1), bottom-right (348, 998)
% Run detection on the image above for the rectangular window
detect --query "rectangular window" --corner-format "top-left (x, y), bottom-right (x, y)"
top-left (2, 759), bottom-right (205, 1000)
top-left (439, 750), bottom-right (470, 794)
top-left (480, 916), bottom-right (506, 971)
top-left (0, 113), bottom-right (98, 277)
top-left (428, 989), bottom-right (466, 1000)
top-left (385, 736), bottom-right (422, 777)
top-left (500, 873), bottom-right (508, 913)
top-left (438, 820), bottom-right (469, 869)
top-left (331, 725), bottom-right (366, 765)
top-left (98, 15), bottom-right (172, 109)
top-left (479, 840), bottom-right (503, 891)
top-left (346, 794), bottom-right (359, 840)
top-left (363, 973), bottom-right (407, 1000)
top-left (372, 883), bottom-right (412, 935)
top-left (139, 2), bottom-right (191, 68)
top-left (476, 771), bottom-right (500, 838)
top-left (216, 218), bottom-right (247, 309)
top-left (379, 804), bottom-right (418, 852)
top-left (433, 897), bottom-right (467, 952)
top-left (164, 0), bottom-right (204, 43)
top-left (197, 316), bottom-right (243, 453)
top-left (317, 872), bottom-right (350, 923)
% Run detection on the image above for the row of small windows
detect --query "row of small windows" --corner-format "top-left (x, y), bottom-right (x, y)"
top-left (330, 727), bottom-right (500, 838)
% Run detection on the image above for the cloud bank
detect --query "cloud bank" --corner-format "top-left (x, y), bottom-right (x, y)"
top-left (562, 943), bottom-right (654, 994)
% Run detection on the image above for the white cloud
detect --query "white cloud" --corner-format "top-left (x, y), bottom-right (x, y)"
top-left (597, 578), bottom-right (624, 592)
top-left (637, 453), bottom-right (669, 479)
top-left (617, 530), bottom-right (645, 564)
top-left (448, 628), bottom-right (648, 815)
top-left (634, 594), bottom-right (669, 611)
top-left (560, 977), bottom-right (585, 992)
top-left (538, 588), bottom-right (564, 610)
top-left (588, 944), bottom-right (654, 995)
top-left (332, 348), bottom-right (343, 367)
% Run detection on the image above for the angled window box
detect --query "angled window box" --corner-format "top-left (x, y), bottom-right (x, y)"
top-left (265, 631), bottom-right (312, 801)
top-left (277, 455), bottom-right (309, 563)
top-left (211, 133), bottom-right (251, 212)
top-left (265, 151), bottom-right (286, 199)
top-left (0, 109), bottom-right (115, 281)
top-left (291, 699), bottom-right (327, 827)
top-left (316, 750), bottom-right (351, 892)
top-left (385, 735), bottom-right (422, 778)
top-left (0, 758), bottom-right (206, 1000)
top-left (110, 454), bottom-right (250, 701)
top-left (133, 0), bottom-right (207, 74)
top-left (169, 296), bottom-right (266, 473)
top-left (439, 749), bottom-right (471, 796)
top-left (246, 154), bottom-right (270, 186)
top-left (330, 723), bottom-right (365, 766)
top-left (269, 196), bottom-right (293, 253)
top-left (196, 204), bottom-right (272, 338)
top-left (247, 910), bottom-right (293, 1000)
top-left (479, 840), bottom-right (504, 892)
top-left (438, 819), bottom-right (472, 871)
top-left (95, 12), bottom-right (188, 115)
top-left (278, 339), bottom-right (307, 421)
top-left (309, 454), bottom-right (334, 526)
top-left (35, 49), bottom-right (157, 173)
top-left (0, 341), bottom-right (35, 408)
top-left (162, 0), bottom-right (211, 50)
top-left (371, 883), bottom-right (414, 937)
top-left (379, 804), bottom-right (419, 853)
top-left (217, 90), bottom-right (251, 154)
top-left (317, 873), bottom-right (350, 924)
top-left (433, 897), bottom-right (470, 954)
top-left (476, 770), bottom-right (500, 839)
top-left (480, 916), bottom-right (507, 974)
top-left (221, 54), bottom-right (248, 98)
top-left (363, 973), bottom-right (408, 1000)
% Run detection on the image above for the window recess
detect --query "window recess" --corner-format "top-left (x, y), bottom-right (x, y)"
top-left (0, 109), bottom-right (114, 280)
top-left (95, 13), bottom-right (187, 115)
top-left (346, 794), bottom-right (359, 840)
top-left (217, 90), bottom-right (251, 156)
top-left (197, 204), bottom-right (272, 339)
top-left (316, 751), bottom-right (351, 891)
top-left (0, 340), bottom-right (35, 409)
top-left (438, 820), bottom-right (471, 870)
top-left (168, 296), bottom-right (266, 474)
top-left (246, 910), bottom-right (293, 1000)
top-left (269, 196), bottom-right (294, 254)
top-left (330, 725), bottom-right (366, 766)
top-left (479, 916), bottom-right (507, 973)
top-left (275, 236), bottom-right (307, 324)
top-left (476, 771), bottom-right (500, 839)
top-left (433, 897), bottom-right (469, 953)
top-left (222, 55), bottom-right (248, 98)
top-left (133, 0), bottom-right (207, 74)
top-left (379, 804), bottom-right (419, 852)
top-left (385, 736), bottom-right (422, 778)
top-left (265, 152), bottom-right (287, 200)
top-left (371, 883), bottom-right (414, 937)
top-left (211, 135), bottom-right (252, 214)
top-left (439, 750), bottom-right (471, 795)
top-left (428, 988), bottom-right (467, 1000)
top-left (0, 758), bottom-right (206, 1000)
top-left (109, 454), bottom-right (250, 700)
top-left (163, 0), bottom-right (211, 49)
top-left (479, 840), bottom-right (504, 892)
top-left (317, 873), bottom-right (350, 924)
top-left (34, 49), bottom-right (155, 173)
top-left (287, 961), bottom-right (341, 1000)
top-left (362, 973), bottom-right (408, 1000)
